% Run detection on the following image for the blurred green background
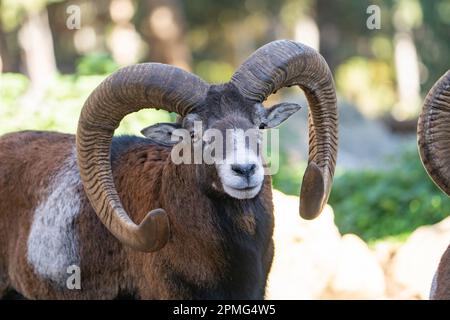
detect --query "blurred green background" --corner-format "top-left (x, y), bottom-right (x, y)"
top-left (1, 0), bottom-right (449, 244)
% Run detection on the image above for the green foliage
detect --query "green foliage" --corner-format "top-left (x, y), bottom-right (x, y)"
top-left (272, 147), bottom-right (450, 243)
top-left (417, 0), bottom-right (450, 92)
top-left (0, 72), bottom-right (29, 102)
top-left (271, 150), bottom-right (304, 196)
top-left (76, 53), bottom-right (119, 76)
top-left (0, 73), bottom-right (170, 136)
top-left (336, 57), bottom-right (396, 118)
top-left (1, 0), bottom-right (64, 31)
top-left (329, 149), bottom-right (450, 242)
top-left (194, 60), bottom-right (234, 84)
top-left (0, 73), bottom-right (30, 128)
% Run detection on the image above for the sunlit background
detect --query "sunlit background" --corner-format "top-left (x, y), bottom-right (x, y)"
top-left (1, 0), bottom-right (450, 299)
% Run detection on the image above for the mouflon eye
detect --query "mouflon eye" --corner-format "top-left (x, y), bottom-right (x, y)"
top-left (190, 131), bottom-right (201, 143)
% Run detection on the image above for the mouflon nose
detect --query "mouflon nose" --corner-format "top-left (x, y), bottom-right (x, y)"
top-left (231, 163), bottom-right (256, 178)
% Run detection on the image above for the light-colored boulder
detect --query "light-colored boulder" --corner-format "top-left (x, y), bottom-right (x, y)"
top-left (372, 240), bottom-right (401, 270)
top-left (387, 217), bottom-right (450, 299)
top-left (267, 190), bottom-right (450, 300)
top-left (323, 234), bottom-right (386, 299)
top-left (266, 190), bottom-right (341, 299)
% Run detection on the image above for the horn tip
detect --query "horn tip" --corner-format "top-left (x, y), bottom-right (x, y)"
top-left (136, 208), bottom-right (170, 252)
top-left (299, 162), bottom-right (326, 220)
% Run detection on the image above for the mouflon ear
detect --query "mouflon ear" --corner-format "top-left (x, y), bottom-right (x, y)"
top-left (259, 103), bottom-right (301, 129)
top-left (141, 123), bottom-right (182, 146)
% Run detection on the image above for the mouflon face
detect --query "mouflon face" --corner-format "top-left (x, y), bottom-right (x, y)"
top-left (141, 83), bottom-right (301, 200)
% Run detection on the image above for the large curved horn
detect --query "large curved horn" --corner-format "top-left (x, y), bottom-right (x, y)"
top-left (76, 63), bottom-right (209, 252)
top-left (231, 40), bottom-right (338, 220)
top-left (418, 70), bottom-right (450, 196)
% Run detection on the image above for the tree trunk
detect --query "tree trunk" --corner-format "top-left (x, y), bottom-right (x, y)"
top-left (392, 31), bottom-right (421, 120)
top-left (138, 0), bottom-right (191, 70)
top-left (18, 8), bottom-right (57, 107)
top-left (0, 25), bottom-right (5, 73)
top-left (18, 9), bottom-right (57, 86)
top-left (316, 0), bottom-right (340, 73)
top-left (0, 6), bottom-right (11, 73)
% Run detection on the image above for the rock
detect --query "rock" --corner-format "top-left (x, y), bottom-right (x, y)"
top-left (386, 217), bottom-right (450, 299)
top-left (266, 190), bottom-right (341, 299)
top-left (266, 190), bottom-right (450, 300)
top-left (323, 234), bottom-right (386, 299)
top-left (372, 240), bottom-right (401, 270)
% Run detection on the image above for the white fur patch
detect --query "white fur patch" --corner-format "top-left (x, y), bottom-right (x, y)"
top-left (216, 130), bottom-right (264, 199)
top-left (27, 148), bottom-right (81, 285)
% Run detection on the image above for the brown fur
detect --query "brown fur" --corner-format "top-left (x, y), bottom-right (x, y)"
top-left (0, 131), bottom-right (274, 299)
